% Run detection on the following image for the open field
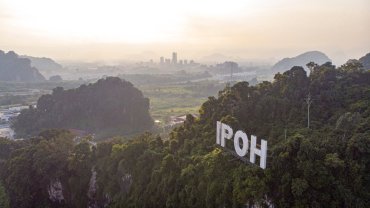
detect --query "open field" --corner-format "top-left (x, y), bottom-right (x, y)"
top-left (139, 80), bottom-right (225, 124)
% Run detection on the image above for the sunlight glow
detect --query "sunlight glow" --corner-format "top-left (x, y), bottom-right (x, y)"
top-left (3, 0), bottom-right (250, 43)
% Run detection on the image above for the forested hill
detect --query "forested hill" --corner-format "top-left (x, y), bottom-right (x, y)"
top-left (12, 77), bottom-right (153, 138)
top-left (1, 62), bottom-right (369, 207)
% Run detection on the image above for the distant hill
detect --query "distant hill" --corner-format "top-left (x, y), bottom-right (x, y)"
top-left (21, 55), bottom-right (63, 76)
top-left (359, 52), bottom-right (370, 70)
top-left (0, 50), bottom-right (45, 82)
top-left (272, 51), bottom-right (331, 73)
top-left (21, 55), bottom-right (62, 71)
top-left (12, 77), bottom-right (153, 138)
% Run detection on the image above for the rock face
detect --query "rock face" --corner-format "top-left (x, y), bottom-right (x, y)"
top-left (48, 179), bottom-right (65, 203)
top-left (0, 50), bottom-right (45, 82)
top-left (359, 53), bottom-right (370, 70)
top-left (88, 168), bottom-right (99, 208)
top-left (272, 51), bottom-right (331, 73)
top-left (121, 173), bottom-right (133, 194)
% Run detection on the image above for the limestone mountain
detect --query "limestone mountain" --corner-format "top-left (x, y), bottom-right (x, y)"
top-left (0, 50), bottom-right (45, 82)
top-left (359, 52), bottom-right (370, 70)
top-left (12, 77), bottom-right (153, 138)
top-left (21, 55), bottom-right (63, 74)
top-left (272, 51), bottom-right (331, 73)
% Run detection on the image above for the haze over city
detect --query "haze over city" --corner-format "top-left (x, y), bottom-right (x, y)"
top-left (0, 0), bottom-right (369, 64)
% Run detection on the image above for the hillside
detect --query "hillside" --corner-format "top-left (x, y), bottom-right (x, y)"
top-left (12, 77), bottom-right (153, 138)
top-left (359, 52), bottom-right (370, 70)
top-left (0, 50), bottom-right (45, 82)
top-left (272, 51), bottom-right (331, 73)
top-left (21, 55), bottom-right (63, 75)
top-left (1, 62), bottom-right (369, 207)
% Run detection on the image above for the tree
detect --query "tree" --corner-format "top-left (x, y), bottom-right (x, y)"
top-left (0, 182), bottom-right (10, 208)
top-left (306, 61), bottom-right (318, 74)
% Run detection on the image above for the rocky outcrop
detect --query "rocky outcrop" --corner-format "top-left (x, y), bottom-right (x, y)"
top-left (48, 179), bottom-right (65, 203)
top-left (121, 173), bottom-right (133, 194)
top-left (359, 52), bottom-right (370, 70)
top-left (88, 168), bottom-right (99, 208)
top-left (0, 50), bottom-right (45, 82)
top-left (272, 51), bottom-right (331, 73)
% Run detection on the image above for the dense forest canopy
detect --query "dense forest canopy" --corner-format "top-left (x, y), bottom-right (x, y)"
top-left (1, 61), bottom-right (369, 207)
top-left (12, 77), bottom-right (153, 138)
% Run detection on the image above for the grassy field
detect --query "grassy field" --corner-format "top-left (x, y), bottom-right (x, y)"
top-left (139, 81), bottom-right (225, 125)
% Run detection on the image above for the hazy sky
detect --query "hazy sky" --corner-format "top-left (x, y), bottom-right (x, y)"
top-left (0, 0), bottom-right (369, 64)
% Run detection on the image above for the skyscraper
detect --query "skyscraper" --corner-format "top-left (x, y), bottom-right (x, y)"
top-left (160, 56), bottom-right (164, 64)
top-left (172, 52), bottom-right (177, 65)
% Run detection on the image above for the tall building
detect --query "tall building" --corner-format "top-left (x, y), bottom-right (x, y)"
top-left (172, 52), bottom-right (177, 65)
top-left (160, 57), bottom-right (164, 64)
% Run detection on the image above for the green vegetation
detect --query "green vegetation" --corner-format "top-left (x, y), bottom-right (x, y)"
top-left (140, 81), bottom-right (224, 122)
top-left (0, 94), bottom-right (37, 106)
top-left (0, 181), bottom-right (10, 208)
top-left (119, 71), bottom-right (212, 86)
top-left (12, 77), bottom-right (153, 138)
top-left (0, 62), bottom-right (369, 207)
top-left (0, 80), bottom-right (86, 106)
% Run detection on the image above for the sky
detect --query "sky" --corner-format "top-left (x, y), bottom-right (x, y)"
top-left (0, 0), bottom-right (369, 64)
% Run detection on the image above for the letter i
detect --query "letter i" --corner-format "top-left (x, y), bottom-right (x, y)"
top-left (216, 121), bottom-right (221, 144)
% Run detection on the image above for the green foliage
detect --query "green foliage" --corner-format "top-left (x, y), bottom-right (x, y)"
top-left (1, 62), bottom-right (369, 207)
top-left (12, 77), bottom-right (153, 138)
top-left (0, 181), bottom-right (10, 208)
top-left (140, 80), bottom-right (225, 123)
top-left (0, 130), bottom-right (94, 208)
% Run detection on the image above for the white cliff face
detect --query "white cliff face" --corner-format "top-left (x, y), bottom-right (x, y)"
top-left (88, 167), bottom-right (99, 208)
top-left (88, 168), bottom-right (97, 197)
top-left (121, 173), bottom-right (132, 194)
top-left (87, 168), bottom-right (131, 208)
top-left (48, 179), bottom-right (64, 203)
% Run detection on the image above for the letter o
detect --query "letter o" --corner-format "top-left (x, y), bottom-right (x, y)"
top-left (234, 130), bottom-right (248, 157)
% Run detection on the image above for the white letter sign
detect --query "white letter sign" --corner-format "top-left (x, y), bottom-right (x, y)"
top-left (216, 121), bottom-right (268, 169)
top-left (234, 130), bottom-right (248, 157)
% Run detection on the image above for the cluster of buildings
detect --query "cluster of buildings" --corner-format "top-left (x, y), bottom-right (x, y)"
top-left (159, 52), bottom-right (195, 66)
